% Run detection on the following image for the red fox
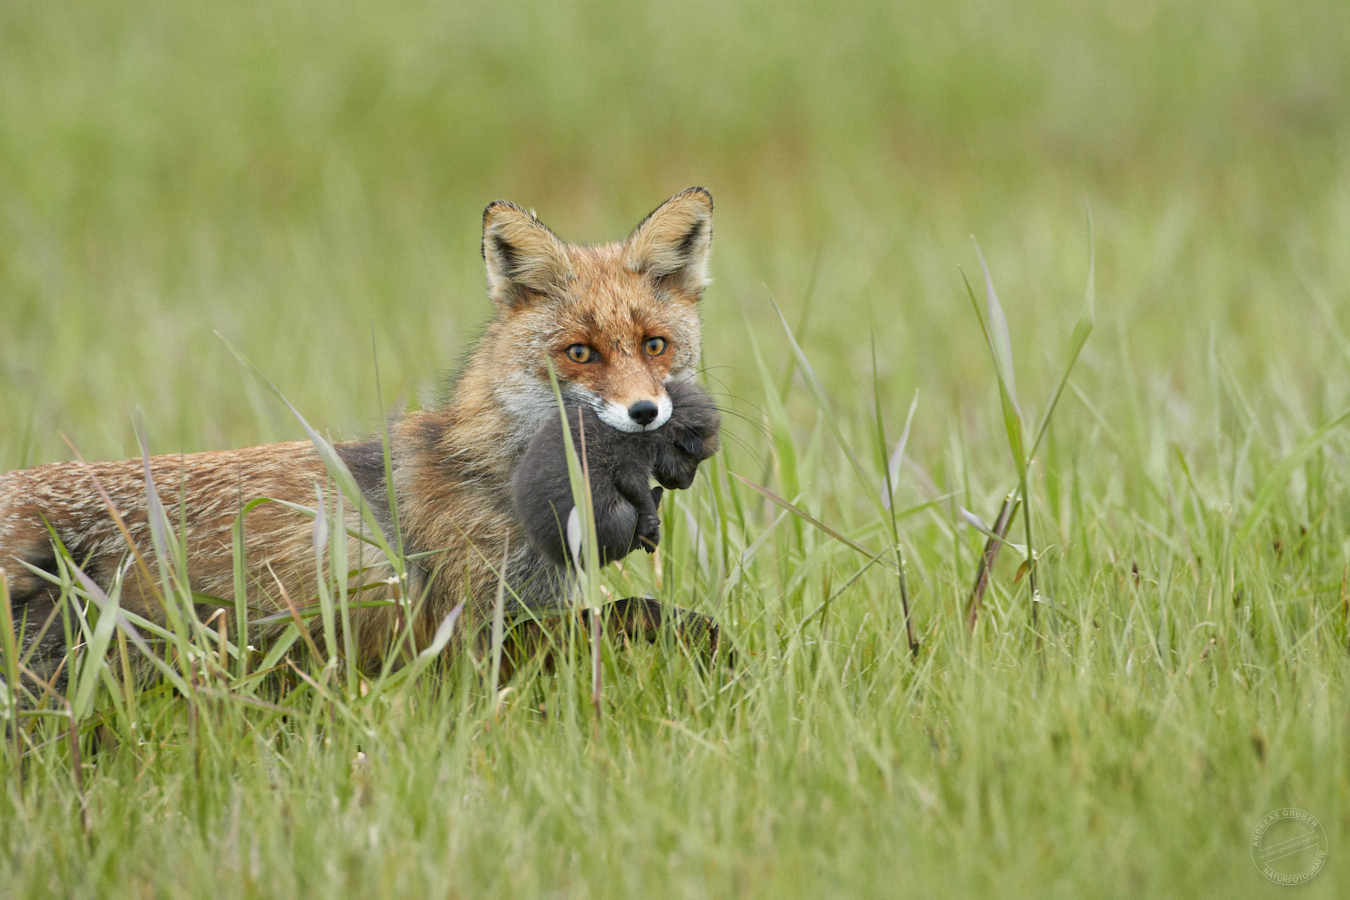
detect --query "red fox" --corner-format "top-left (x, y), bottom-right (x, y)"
top-left (1, 187), bottom-right (722, 686)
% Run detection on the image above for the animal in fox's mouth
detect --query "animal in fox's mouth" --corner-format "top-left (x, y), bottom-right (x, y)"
top-left (512, 375), bottom-right (721, 568)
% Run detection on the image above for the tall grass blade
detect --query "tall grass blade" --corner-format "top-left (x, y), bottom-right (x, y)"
top-left (68, 562), bottom-right (191, 697)
top-left (1, 569), bottom-right (23, 769)
top-left (131, 425), bottom-right (200, 662)
top-left (391, 600), bottom-right (466, 692)
top-left (965, 495), bottom-right (1020, 632)
top-left (870, 342), bottom-right (918, 656)
top-left (732, 473), bottom-right (885, 566)
top-left (746, 324), bottom-right (801, 510)
top-left (489, 539), bottom-right (509, 713)
top-left (415, 602), bottom-right (465, 663)
top-left (974, 242), bottom-right (1020, 412)
top-left (964, 245), bottom-right (1025, 472)
top-left (331, 487), bottom-right (358, 692)
top-left (256, 625), bottom-right (304, 675)
top-left (68, 567), bottom-right (120, 720)
top-left (768, 291), bottom-right (892, 524)
top-left (775, 247), bottom-right (823, 402)
top-left (371, 334), bottom-right (406, 561)
top-left (883, 391), bottom-right (920, 511)
top-left (221, 336), bottom-right (401, 572)
top-left (230, 499), bottom-right (259, 681)
top-left (1028, 204), bottom-right (1097, 461)
top-left (312, 485), bottom-right (337, 667)
top-left (1237, 404), bottom-right (1350, 544)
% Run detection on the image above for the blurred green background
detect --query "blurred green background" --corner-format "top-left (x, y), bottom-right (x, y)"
top-left (3, 0), bottom-right (1347, 469)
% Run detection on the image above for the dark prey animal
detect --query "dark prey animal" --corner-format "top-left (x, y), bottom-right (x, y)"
top-left (513, 377), bottom-right (721, 567)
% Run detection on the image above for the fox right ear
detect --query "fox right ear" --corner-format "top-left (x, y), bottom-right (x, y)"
top-left (624, 187), bottom-right (713, 299)
top-left (482, 201), bottom-right (573, 309)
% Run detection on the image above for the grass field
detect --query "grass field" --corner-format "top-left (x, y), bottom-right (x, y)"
top-left (3, 0), bottom-right (1350, 896)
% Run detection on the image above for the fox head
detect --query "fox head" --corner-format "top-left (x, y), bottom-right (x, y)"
top-left (479, 187), bottom-right (713, 442)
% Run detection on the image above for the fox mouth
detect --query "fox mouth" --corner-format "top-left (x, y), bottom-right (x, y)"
top-left (593, 395), bottom-right (673, 433)
top-left (556, 384), bottom-right (674, 433)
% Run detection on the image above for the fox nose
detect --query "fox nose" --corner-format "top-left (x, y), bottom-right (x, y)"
top-left (628, 400), bottom-right (659, 427)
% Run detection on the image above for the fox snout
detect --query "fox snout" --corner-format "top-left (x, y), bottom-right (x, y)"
top-left (628, 400), bottom-right (658, 426)
top-left (595, 391), bottom-right (673, 433)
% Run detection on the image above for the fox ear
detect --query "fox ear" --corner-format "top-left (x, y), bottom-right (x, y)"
top-left (482, 201), bottom-right (573, 309)
top-left (624, 187), bottom-right (713, 298)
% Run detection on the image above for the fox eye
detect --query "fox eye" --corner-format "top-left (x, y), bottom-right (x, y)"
top-left (566, 344), bottom-right (596, 364)
top-left (643, 337), bottom-right (668, 357)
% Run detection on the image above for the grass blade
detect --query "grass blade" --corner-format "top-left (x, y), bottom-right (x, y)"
top-left (732, 473), bottom-right (887, 567)
top-left (1, 569), bottom-right (23, 771)
top-left (313, 485), bottom-right (335, 664)
top-left (768, 290), bottom-right (892, 524)
top-left (963, 247), bottom-right (1025, 472)
top-left (1237, 404), bottom-right (1350, 544)
top-left (1027, 203), bottom-right (1097, 462)
top-left (220, 335), bottom-right (402, 573)
top-left (883, 391), bottom-right (920, 511)
top-left (68, 562), bottom-right (191, 697)
top-left (68, 574), bottom-right (119, 720)
top-left (871, 341), bottom-right (918, 656)
top-left (974, 241), bottom-right (1020, 413)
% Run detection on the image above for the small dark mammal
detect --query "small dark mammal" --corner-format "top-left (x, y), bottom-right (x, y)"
top-left (513, 377), bottom-right (721, 567)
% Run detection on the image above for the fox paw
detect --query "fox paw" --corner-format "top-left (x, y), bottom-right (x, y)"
top-left (604, 597), bottom-right (734, 666)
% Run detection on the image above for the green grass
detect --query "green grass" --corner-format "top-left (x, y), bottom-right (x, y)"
top-left (3, 0), bottom-right (1350, 896)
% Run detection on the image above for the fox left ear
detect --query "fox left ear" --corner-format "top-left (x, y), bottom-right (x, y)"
top-left (482, 200), bottom-right (574, 310)
top-left (624, 187), bottom-right (713, 298)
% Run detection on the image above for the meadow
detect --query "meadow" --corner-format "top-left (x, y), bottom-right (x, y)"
top-left (2, 0), bottom-right (1349, 896)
